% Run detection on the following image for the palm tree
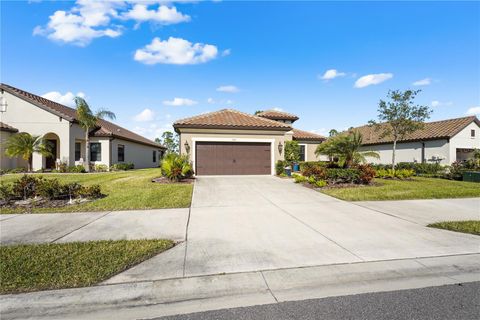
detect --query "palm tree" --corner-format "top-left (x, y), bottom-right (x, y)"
top-left (315, 131), bottom-right (379, 168)
top-left (5, 133), bottom-right (52, 171)
top-left (74, 97), bottom-right (116, 172)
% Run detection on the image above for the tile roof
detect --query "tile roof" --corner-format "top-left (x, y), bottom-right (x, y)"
top-left (174, 109), bottom-right (293, 131)
top-left (257, 110), bottom-right (299, 121)
top-left (0, 122), bottom-right (18, 133)
top-left (352, 116), bottom-right (480, 145)
top-left (292, 128), bottom-right (326, 142)
top-left (1, 83), bottom-right (164, 149)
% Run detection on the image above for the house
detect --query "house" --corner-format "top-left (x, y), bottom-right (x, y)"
top-left (173, 109), bottom-right (325, 175)
top-left (354, 116), bottom-right (480, 164)
top-left (0, 83), bottom-right (165, 171)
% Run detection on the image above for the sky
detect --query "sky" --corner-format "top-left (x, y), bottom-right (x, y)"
top-left (1, 0), bottom-right (479, 139)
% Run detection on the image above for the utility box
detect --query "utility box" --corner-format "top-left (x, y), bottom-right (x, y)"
top-left (463, 171), bottom-right (480, 183)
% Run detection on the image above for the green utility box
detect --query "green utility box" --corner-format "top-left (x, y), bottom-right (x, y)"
top-left (463, 171), bottom-right (480, 183)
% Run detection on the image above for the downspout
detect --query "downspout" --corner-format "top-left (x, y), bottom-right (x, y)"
top-left (109, 137), bottom-right (115, 169)
top-left (421, 142), bottom-right (425, 163)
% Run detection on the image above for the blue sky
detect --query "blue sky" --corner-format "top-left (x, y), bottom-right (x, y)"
top-left (2, 1), bottom-right (479, 139)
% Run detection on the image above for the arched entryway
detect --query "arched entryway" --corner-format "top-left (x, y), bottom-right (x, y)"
top-left (43, 132), bottom-right (60, 169)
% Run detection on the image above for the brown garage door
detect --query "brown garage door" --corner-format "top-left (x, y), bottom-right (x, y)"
top-left (196, 142), bottom-right (271, 175)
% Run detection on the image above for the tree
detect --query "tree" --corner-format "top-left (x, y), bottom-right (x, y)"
top-left (329, 129), bottom-right (338, 137)
top-left (254, 110), bottom-right (264, 115)
top-left (284, 140), bottom-right (301, 163)
top-left (5, 133), bottom-right (52, 171)
top-left (315, 131), bottom-right (379, 168)
top-left (74, 97), bottom-right (116, 172)
top-left (369, 90), bottom-right (431, 170)
top-left (157, 131), bottom-right (179, 154)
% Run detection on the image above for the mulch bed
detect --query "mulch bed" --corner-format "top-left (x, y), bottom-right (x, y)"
top-left (151, 177), bottom-right (195, 184)
top-left (0, 197), bottom-right (93, 211)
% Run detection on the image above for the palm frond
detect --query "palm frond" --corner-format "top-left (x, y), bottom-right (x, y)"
top-left (96, 109), bottom-right (116, 120)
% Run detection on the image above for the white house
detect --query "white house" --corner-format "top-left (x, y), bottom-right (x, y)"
top-left (0, 83), bottom-right (165, 171)
top-left (355, 116), bottom-right (480, 165)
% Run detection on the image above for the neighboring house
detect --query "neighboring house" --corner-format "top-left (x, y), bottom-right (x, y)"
top-left (173, 109), bottom-right (325, 175)
top-left (0, 83), bottom-right (165, 171)
top-left (354, 116), bottom-right (480, 165)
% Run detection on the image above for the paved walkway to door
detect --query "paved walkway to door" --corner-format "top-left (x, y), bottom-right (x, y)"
top-left (106, 176), bottom-right (479, 283)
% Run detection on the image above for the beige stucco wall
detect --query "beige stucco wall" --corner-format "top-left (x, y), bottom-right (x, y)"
top-left (0, 91), bottom-right (72, 170)
top-left (295, 140), bottom-right (328, 161)
top-left (177, 128), bottom-right (289, 175)
top-left (449, 122), bottom-right (480, 162)
top-left (111, 138), bottom-right (162, 169)
top-left (360, 139), bottom-right (451, 165)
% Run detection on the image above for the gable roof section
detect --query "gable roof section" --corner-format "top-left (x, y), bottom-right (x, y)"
top-left (1, 83), bottom-right (164, 149)
top-left (352, 116), bottom-right (480, 146)
top-left (0, 122), bottom-right (18, 133)
top-left (292, 128), bottom-right (326, 142)
top-left (174, 109), bottom-right (292, 131)
top-left (257, 110), bottom-right (299, 121)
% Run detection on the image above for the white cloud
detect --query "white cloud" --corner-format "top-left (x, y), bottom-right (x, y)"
top-left (412, 78), bottom-right (431, 86)
top-left (272, 107), bottom-right (283, 111)
top-left (123, 4), bottom-right (190, 26)
top-left (163, 97), bottom-right (198, 106)
top-left (310, 128), bottom-right (329, 136)
top-left (222, 49), bottom-right (231, 56)
top-left (41, 91), bottom-right (85, 107)
top-left (319, 69), bottom-right (346, 81)
top-left (133, 122), bottom-right (173, 140)
top-left (354, 73), bottom-right (393, 88)
top-left (466, 106), bottom-right (480, 116)
top-left (133, 108), bottom-right (155, 122)
top-left (34, 1), bottom-right (191, 46)
top-left (216, 85), bottom-right (239, 93)
top-left (431, 100), bottom-right (453, 107)
top-left (207, 98), bottom-right (215, 104)
top-left (134, 37), bottom-right (219, 65)
top-left (225, 99), bottom-right (234, 105)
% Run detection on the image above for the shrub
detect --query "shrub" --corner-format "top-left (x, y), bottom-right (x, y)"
top-left (275, 160), bottom-right (286, 175)
top-left (12, 175), bottom-right (41, 200)
top-left (375, 168), bottom-right (414, 179)
top-left (325, 168), bottom-right (360, 184)
top-left (293, 174), bottom-right (307, 184)
top-left (78, 185), bottom-right (103, 199)
top-left (110, 163), bottom-right (134, 171)
top-left (161, 153), bottom-right (194, 182)
top-left (301, 163), bottom-right (327, 179)
top-left (284, 141), bottom-right (301, 163)
top-left (57, 162), bottom-right (68, 173)
top-left (356, 164), bottom-right (376, 184)
top-left (308, 176), bottom-right (316, 185)
top-left (36, 178), bottom-right (64, 200)
top-left (395, 162), bottom-right (444, 175)
top-left (0, 183), bottom-right (14, 201)
top-left (93, 164), bottom-right (109, 172)
top-left (314, 179), bottom-right (327, 188)
top-left (67, 165), bottom-right (86, 173)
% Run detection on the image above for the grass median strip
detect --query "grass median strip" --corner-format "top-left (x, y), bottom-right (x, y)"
top-left (321, 177), bottom-right (480, 201)
top-left (428, 220), bottom-right (480, 236)
top-left (1, 168), bottom-right (193, 213)
top-left (0, 239), bottom-right (174, 294)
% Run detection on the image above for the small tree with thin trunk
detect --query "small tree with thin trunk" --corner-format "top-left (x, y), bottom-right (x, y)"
top-left (369, 90), bottom-right (431, 170)
top-left (5, 133), bottom-right (52, 171)
top-left (74, 97), bottom-right (116, 172)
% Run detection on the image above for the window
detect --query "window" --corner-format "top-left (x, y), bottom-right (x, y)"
top-left (153, 150), bottom-right (157, 163)
top-left (299, 145), bottom-right (306, 162)
top-left (90, 143), bottom-right (102, 161)
top-left (118, 144), bottom-right (125, 162)
top-left (471, 129), bottom-right (476, 138)
top-left (75, 142), bottom-right (81, 161)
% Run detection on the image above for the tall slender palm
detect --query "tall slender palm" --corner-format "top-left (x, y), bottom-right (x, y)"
top-left (5, 133), bottom-right (52, 171)
top-left (316, 131), bottom-right (379, 168)
top-left (74, 97), bottom-right (116, 172)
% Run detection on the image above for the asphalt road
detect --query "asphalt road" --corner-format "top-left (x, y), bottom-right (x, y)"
top-left (155, 282), bottom-right (480, 320)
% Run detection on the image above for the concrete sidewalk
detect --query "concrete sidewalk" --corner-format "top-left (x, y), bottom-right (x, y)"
top-left (0, 209), bottom-right (189, 245)
top-left (2, 253), bottom-right (479, 320)
top-left (356, 198), bottom-right (480, 225)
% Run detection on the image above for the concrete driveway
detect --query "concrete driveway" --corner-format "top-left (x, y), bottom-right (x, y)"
top-left (107, 176), bottom-right (480, 283)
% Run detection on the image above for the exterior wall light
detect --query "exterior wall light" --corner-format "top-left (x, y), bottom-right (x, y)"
top-left (184, 141), bottom-right (190, 154)
top-left (278, 142), bottom-right (283, 155)
top-left (0, 96), bottom-right (7, 113)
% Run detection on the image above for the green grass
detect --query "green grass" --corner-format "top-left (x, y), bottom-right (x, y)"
top-left (0, 169), bottom-right (193, 213)
top-left (0, 239), bottom-right (174, 294)
top-left (428, 220), bottom-right (480, 236)
top-left (321, 177), bottom-right (480, 201)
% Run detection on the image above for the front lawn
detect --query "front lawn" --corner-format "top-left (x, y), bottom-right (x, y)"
top-left (0, 168), bottom-right (193, 213)
top-left (321, 177), bottom-right (480, 201)
top-left (428, 220), bottom-right (480, 236)
top-left (0, 239), bottom-right (174, 294)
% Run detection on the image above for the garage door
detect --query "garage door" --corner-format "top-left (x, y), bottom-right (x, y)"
top-left (195, 142), bottom-right (271, 175)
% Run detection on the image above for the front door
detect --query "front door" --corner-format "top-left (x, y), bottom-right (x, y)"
top-left (45, 139), bottom-right (57, 169)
